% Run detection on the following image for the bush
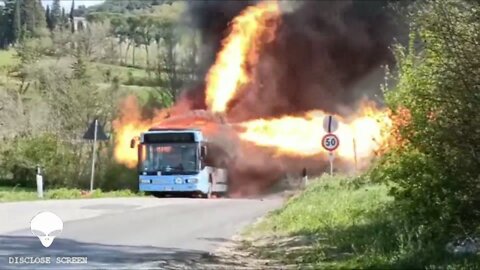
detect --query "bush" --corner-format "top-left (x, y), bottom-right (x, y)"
top-left (371, 149), bottom-right (453, 244)
top-left (47, 188), bottom-right (82, 199)
top-left (97, 161), bottom-right (138, 192)
top-left (372, 0), bottom-right (480, 247)
top-left (15, 37), bottom-right (54, 64)
top-left (0, 134), bottom-right (79, 188)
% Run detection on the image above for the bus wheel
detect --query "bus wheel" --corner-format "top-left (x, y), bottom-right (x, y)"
top-left (152, 192), bottom-right (166, 198)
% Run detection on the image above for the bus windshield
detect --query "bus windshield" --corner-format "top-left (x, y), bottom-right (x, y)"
top-left (140, 143), bottom-right (198, 174)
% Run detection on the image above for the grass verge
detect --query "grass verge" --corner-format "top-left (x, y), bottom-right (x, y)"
top-left (240, 175), bottom-right (480, 269)
top-left (0, 186), bottom-right (142, 202)
top-left (0, 49), bottom-right (17, 68)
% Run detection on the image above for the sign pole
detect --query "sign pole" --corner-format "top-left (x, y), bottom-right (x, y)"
top-left (353, 137), bottom-right (358, 173)
top-left (90, 119), bottom-right (98, 192)
top-left (329, 152), bottom-right (334, 176)
top-left (322, 115), bottom-right (339, 176)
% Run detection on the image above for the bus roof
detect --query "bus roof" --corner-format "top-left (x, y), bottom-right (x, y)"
top-left (141, 129), bottom-right (205, 143)
top-left (148, 127), bottom-right (200, 132)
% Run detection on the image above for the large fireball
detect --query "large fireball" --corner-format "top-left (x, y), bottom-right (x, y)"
top-left (112, 0), bottom-right (395, 195)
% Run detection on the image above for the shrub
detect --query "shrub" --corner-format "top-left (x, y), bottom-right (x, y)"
top-left (372, 0), bottom-right (480, 246)
top-left (97, 161), bottom-right (138, 192)
top-left (0, 134), bottom-right (79, 188)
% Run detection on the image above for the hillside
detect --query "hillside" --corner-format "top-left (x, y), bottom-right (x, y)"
top-left (0, 0), bottom-right (196, 191)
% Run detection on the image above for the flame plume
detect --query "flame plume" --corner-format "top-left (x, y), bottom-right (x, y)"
top-left (205, 1), bottom-right (281, 113)
top-left (112, 0), bottom-right (396, 195)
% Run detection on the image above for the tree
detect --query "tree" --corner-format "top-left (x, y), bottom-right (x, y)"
top-left (45, 5), bottom-right (54, 31)
top-left (0, 8), bottom-right (4, 47)
top-left (13, 0), bottom-right (21, 41)
top-left (136, 15), bottom-right (154, 68)
top-left (61, 7), bottom-right (67, 29)
top-left (70, 0), bottom-right (75, 33)
top-left (110, 15), bottom-right (128, 64)
top-left (19, 0), bottom-right (46, 35)
top-left (0, 0), bottom-right (16, 48)
top-left (372, 0), bottom-right (480, 246)
top-left (126, 16), bottom-right (140, 66)
top-left (7, 0), bottom-right (48, 39)
top-left (50, 0), bottom-right (61, 29)
top-left (74, 21), bottom-right (113, 60)
top-left (155, 20), bottom-right (182, 99)
top-left (0, 0), bottom-right (48, 46)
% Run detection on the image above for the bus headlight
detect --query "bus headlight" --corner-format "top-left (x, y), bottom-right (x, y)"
top-left (174, 177), bottom-right (183, 184)
top-left (188, 178), bottom-right (198, 184)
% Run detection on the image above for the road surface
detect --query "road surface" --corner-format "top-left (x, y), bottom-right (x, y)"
top-left (0, 196), bottom-right (282, 269)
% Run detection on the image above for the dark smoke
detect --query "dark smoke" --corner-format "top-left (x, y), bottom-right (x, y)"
top-left (230, 0), bottom-right (397, 121)
top-left (187, 0), bottom-right (259, 76)
top-left (187, 0), bottom-right (399, 120)
top-left (175, 0), bottom-right (403, 195)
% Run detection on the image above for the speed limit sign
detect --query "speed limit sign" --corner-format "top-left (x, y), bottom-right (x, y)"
top-left (322, 133), bottom-right (340, 151)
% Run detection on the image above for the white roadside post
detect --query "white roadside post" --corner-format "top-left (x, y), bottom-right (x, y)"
top-left (36, 165), bottom-right (44, 199)
top-left (328, 152), bottom-right (335, 176)
top-left (322, 115), bottom-right (340, 176)
top-left (302, 168), bottom-right (308, 187)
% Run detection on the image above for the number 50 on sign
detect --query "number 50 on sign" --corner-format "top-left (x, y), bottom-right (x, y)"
top-left (322, 133), bottom-right (339, 151)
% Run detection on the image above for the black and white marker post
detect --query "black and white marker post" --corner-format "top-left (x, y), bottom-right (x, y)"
top-left (36, 165), bottom-right (43, 198)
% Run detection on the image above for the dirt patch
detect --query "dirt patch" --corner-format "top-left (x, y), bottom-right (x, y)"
top-left (192, 234), bottom-right (320, 269)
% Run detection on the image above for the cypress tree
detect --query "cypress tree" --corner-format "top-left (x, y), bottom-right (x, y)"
top-left (21, 0), bottom-right (36, 36)
top-left (0, 1), bottom-right (17, 47)
top-left (33, 0), bottom-right (46, 29)
top-left (45, 5), bottom-right (54, 31)
top-left (16, 0), bottom-right (46, 37)
top-left (50, 0), bottom-right (61, 29)
top-left (0, 7), bottom-right (6, 48)
top-left (13, 0), bottom-right (22, 41)
top-left (70, 0), bottom-right (75, 33)
top-left (61, 7), bottom-right (67, 29)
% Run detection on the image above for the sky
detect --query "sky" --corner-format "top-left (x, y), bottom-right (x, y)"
top-left (41, 0), bottom-right (105, 10)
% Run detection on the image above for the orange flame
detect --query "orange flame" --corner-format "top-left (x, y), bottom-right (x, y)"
top-left (238, 101), bottom-right (392, 161)
top-left (112, 96), bottom-right (167, 168)
top-left (205, 0), bottom-right (281, 113)
top-left (112, 0), bottom-right (397, 172)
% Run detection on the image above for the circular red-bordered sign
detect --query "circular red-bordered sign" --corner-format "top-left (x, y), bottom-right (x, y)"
top-left (322, 133), bottom-right (340, 151)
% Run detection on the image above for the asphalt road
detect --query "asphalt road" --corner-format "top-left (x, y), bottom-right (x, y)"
top-left (0, 196), bottom-right (282, 269)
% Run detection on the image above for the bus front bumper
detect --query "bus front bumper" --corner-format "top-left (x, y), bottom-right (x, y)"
top-left (139, 183), bottom-right (201, 193)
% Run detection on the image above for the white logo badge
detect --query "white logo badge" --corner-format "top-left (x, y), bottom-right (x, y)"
top-left (30, 211), bottom-right (63, 248)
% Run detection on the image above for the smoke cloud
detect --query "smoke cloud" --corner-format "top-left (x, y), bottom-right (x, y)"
top-left (157, 1), bottom-right (400, 195)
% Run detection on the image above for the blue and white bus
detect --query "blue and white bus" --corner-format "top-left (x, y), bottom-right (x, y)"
top-left (131, 128), bottom-right (228, 198)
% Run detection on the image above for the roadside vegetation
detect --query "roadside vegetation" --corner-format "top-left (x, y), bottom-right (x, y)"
top-left (0, 186), bottom-right (140, 202)
top-left (243, 176), bottom-right (480, 269)
top-left (242, 0), bottom-right (480, 269)
top-left (0, 0), bottom-right (197, 196)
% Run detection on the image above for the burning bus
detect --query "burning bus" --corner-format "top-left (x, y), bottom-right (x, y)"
top-left (130, 127), bottom-right (228, 198)
top-left (113, 0), bottom-right (394, 197)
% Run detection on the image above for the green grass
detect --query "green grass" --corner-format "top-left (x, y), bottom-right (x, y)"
top-left (242, 175), bottom-right (480, 269)
top-left (0, 186), bottom-right (142, 202)
top-left (91, 62), bottom-right (149, 83)
top-left (0, 49), bottom-right (17, 68)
